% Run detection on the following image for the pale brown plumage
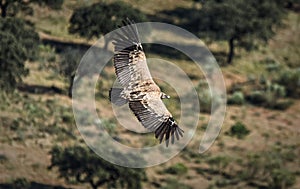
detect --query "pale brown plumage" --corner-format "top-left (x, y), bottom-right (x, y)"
top-left (109, 18), bottom-right (183, 146)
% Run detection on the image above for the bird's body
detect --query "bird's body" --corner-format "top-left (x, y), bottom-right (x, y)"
top-left (110, 19), bottom-right (183, 146)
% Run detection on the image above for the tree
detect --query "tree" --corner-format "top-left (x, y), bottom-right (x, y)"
top-left (0, 0), bottom-right (64, 18)
top-left (38, 0), bottom-right (64, 10)
top-left (69, 1), bottom-right (148, 49)
top-left (284, 0), bottom-right (299, 9)
top-left (0, 31), bottom-right (28, 92)
top-left (49, 145), bottom-right (146, 189)
top-left (189, 0), bottom-right (286, 64)
top-left (0, 17), bottom-right (39, 60)
top-left (59, 48), bottom-right (83, 97)
top-left (0, 18), bottom-right (39, 92)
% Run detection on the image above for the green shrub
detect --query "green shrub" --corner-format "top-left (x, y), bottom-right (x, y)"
top-left (198, 89), bottom-right (212, 113)
top-left (276, 69), bottom-right (300, 98)
top-left (165, 163), bottom-right (188, 175)
top-left (271, 168), bottom-right (296, 189)
top-left (241, 149), bottom-right (297, 189)
top-left (12, 178), bottom-right (30, 189)
top-left (10, 119), bottom-right (21, 131)
top-left (227, 122), bottom-right (250, 139)
top-left (227, 91), bottom-right (245, 105)
top-left (246, 88), bottom-right (292, 110)
top-left (246, 90), bottom-right (267, 105)
top-left (61, 111), bottom-right (74, 124)
top-left (196, 85), bottom-right (222, 113)
top-left (0, 154), bottom-right (8, 163)
top-left (230, 74), bottom-right (294, 110)
top-left (269, 83), bottom-right (286, 98)
top-left (272, 100), bottom-right (294, 110)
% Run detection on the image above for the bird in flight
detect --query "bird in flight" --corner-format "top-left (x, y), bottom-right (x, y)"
top-left (109, 18), bottom-right (184, 146)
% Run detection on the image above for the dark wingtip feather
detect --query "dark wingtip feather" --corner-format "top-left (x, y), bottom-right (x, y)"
top-left (154, 117), bottom-right (184, 147)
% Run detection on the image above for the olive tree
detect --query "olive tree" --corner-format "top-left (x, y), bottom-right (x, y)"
top-left (189, 0), bottom-right (286, 64)
top-left (0, 18), bottom-right (39, 92)
top-left (0, 0), bottom-right (64, 18)
top-left (49, 145), bottom-right (146, 189)
top-left (69, 1), bottom-right (147, 49)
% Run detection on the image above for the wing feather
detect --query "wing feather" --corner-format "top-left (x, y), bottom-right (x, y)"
top-left (112, 19), bottom-right (184, 146)
top-left (112, 19), bottom-right (152, 87)
top-left (129, 95), bottom-right (184, 146)
top-left (121, 18), bottom-right (140, 43)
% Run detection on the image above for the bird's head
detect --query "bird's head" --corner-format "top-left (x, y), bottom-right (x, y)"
top-left (161, 92), bottom-right (170, 99)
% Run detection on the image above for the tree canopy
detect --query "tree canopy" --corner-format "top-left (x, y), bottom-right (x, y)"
top-left (0, 17), bottom-right (39, 60)
top-left (69, 1), bottom-right (147, 43)
top-left (189, 0), bottom-right (286, 63)
top-left (0, 0), bottom-right (64, 18)
top-left (0, 31), bottom-right (28, 92)
top-left (0, 18), bottom-right (39, 92)
top-left (49, 145), bottom-right (146, 189)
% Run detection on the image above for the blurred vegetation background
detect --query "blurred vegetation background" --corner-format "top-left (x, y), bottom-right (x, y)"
top-left (0, 0), bottom-right (299, 189)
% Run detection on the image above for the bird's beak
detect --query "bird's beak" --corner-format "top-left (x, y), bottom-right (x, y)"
top-left (161, 93), bottom-right (170, 99)
top-left (164, 94), bottom-right (170, 99)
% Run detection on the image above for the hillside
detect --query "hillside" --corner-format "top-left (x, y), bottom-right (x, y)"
top-left (0, 1), bottom-right (299, 189)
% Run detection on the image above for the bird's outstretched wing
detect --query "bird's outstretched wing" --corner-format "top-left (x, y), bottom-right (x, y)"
top-left (129, 94), bottom-right (184, 147)
top-left (111, 18), bottom-right (184, 146)
top-left (112, 18), bottom-right (152, 88)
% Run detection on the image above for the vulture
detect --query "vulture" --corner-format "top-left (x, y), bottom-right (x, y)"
top-left (109, 18), bottom-right (184, 146)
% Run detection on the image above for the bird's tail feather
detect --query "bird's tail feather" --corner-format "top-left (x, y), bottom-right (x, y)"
top-left (109, 88), bottom-right (128, 106)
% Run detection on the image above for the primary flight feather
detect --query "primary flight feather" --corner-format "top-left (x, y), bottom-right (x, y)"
top-left (109, 18), bottom-right (184, 146)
